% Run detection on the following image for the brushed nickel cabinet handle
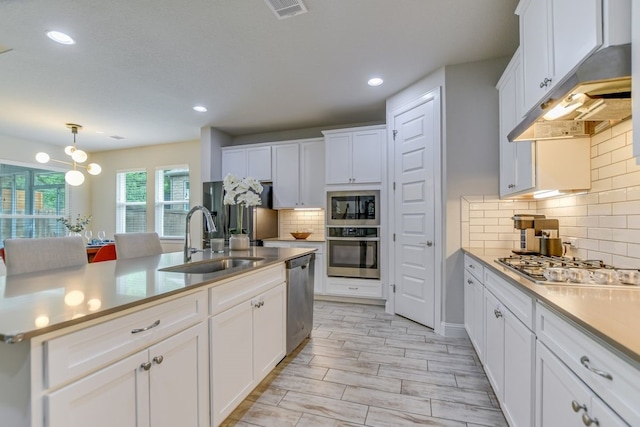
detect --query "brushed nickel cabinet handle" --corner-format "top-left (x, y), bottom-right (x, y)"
top-left (582, 413), bottom-right (599, 426)
top-left (580, 356), bottom-right (612, 380)
top-left (140, 362), bottom-right (152, 371)
top-left (467, 279), bottom-right (473, 285)
top-left (131, 319), bottom-right (160, 334)
top-left (571, 400), bottom-right (586, 413)
top-left (153, 355), bottom-right (164, 365)
top-left (494, 308), bottom-right (503, 318)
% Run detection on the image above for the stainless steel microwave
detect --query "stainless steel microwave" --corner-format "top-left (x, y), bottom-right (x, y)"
top-left (326, 190), bottom-right (380, 226)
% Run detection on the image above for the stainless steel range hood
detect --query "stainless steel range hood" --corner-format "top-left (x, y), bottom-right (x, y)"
top-left (508, 44), bottom-right (632, 142)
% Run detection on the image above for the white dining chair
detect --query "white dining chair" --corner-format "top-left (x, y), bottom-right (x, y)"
top-left (3, 236), bottom-right (87, 275)
top-left (114, 232), bottom-right (163, 260)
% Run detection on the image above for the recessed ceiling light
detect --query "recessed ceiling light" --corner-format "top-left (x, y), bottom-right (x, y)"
top-left (367, 77), bottom-right (383, 87)
top-left (95, 130), bottom-right (104, 134)
top-left (193, 105), bottom-right (208, 113)
top-left (46, 30), bottom-right (75, 45)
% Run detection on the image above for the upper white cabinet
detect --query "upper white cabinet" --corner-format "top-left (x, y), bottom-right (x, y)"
top-left (221, 145), bottom-right (271, 181)
top-left (272, 138), bottom-right (325, 209)
top-left (518, 0), bottom-right (602, 113)
top-left (517, 0), bottom-right (630, 115)
top-left (497, 48), bottom-right (535, 198)
top-left (323, 125), bottom-right (385, 185)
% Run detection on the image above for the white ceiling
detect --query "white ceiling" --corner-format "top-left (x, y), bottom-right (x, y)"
top-left (0, 0), bottom-right (518, 152)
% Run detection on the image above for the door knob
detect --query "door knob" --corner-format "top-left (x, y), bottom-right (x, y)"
top-left (421, 241), bottom-right (433, 247)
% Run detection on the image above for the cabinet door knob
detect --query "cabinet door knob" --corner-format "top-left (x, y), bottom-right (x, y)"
top-left (571, 400), bottom-right (586, 413)
top-left (140, 362), bottom-right (152, 371)
top-left (153, 355), bottom-right (164, 365)
top-left (581, 413), bottom-right (599, 426)
top-left (494, 308), bottom-right (503, 318)
top-left (580, 356), bottom-right (613, 380)
top-left (467, 279), bottom-right (473, 285)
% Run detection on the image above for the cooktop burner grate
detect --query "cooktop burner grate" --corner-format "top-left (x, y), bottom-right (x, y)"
top-left (496, 255), bottom-right (615, 284)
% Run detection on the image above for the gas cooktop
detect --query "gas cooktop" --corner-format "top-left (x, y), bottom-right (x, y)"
top-left (496, 255), bottom-right (639, 287)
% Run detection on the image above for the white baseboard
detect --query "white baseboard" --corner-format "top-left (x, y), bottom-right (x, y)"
top-left (440, 321), bottom-right (469, 339)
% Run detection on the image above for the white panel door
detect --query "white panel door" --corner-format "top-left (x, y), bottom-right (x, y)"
top-left (253, 283), bottom-right (286, 381)
top-left (221, 148), bottom-right (247, 179)
top-left (247, 146), bottom-right (272, 181)
top-left (393, 97), bottom-right (437, 328)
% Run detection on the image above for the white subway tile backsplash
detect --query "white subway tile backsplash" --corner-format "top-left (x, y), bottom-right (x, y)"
top-left (598, 215), bottom-right (627, 229)
top-left (597, 133), bottom-right (625, 155)
top-left (278, 209), bottom-right (325, 239)
top-left (461, 124), bottom-right (639, 264)
top-left (612, 170), bottom-right (640, 188)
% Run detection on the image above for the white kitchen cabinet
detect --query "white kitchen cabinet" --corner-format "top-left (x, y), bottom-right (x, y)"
top-left (221, 145), bottom-right (272, 181)
top-left (518, 0), bottom-right (602, 113)
top-left (272, 138), bottom-right (325, 209)
top-left (536, 303), bottom-right (640, 425)
top-left (47, 322), bottom-right (209, 427)
top-left (483, 290), bottom-right (505, 400)
top-left (536, 341), bottom-right (628, 427)
top-left (263, 240), bottom-right (325, 294)
top-left (209, 266), bottom-right (286, 426)
top-left (323, 125), bottom-right (385, 185)
top-left (497, 48), bottom-right (535, 198)
top-left (324, 277), bottom-right (382, 299)
top-left (483, 289), bottom-right (535, 427)
top-left (463, 255), bottom-right (485, 361)
top-left (481, 269), bottom-right (536, 427)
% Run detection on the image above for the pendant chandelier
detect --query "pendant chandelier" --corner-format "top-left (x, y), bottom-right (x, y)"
top-left (36, 124), bottom-right (101, 186)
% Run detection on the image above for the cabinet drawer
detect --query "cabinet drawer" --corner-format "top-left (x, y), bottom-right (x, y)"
top-left (484, 269), bottom-right (534, 330)
top-left (45, 290), bottom-right (207, 389)
top-left (209, 264), bottom-right (285, 316)
top-left (325, 280), bottom-right (382, 298)
top-left (464, 254), bottom-right (484, 282)
top-left (537, 303), bottom-right (640, 425)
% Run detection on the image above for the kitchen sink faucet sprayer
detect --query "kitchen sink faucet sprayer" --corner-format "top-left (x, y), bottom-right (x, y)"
top-left (185, 205), bottom-right (216, 262)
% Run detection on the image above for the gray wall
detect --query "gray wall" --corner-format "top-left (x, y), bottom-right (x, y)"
top-left (443, 57), bottom-right (509, 325)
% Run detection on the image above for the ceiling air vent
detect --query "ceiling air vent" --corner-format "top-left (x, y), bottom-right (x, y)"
top-left (263, 0), bottom-right (307, 19)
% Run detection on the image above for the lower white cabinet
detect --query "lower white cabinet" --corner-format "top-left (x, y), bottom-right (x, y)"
top-left (463, 262), bottom-right (485, 361)
top-left (536, 341), bottom-right (627, 427)
top-left (483, 288), bottom-right (535, 427)
top-left (47, 322), bottom-right (209, 427)
top-left (210, 281), bottom-right (286, 426)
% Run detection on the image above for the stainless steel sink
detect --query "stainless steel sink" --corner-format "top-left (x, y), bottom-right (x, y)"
top-left (159, 257), bottom-right (265, 274)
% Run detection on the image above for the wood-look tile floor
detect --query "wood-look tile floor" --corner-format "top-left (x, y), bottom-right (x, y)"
top-left (222, 301), bottom-right (508, 427)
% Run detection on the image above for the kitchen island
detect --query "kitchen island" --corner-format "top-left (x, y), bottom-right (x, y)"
top-left (0, 246), bottom-right (315, 427)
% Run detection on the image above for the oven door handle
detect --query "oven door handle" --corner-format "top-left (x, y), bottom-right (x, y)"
top-left (326, 237), bottom-right (380, 241)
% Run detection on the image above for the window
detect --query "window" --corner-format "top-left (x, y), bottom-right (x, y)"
top-left (116, 170), bottom-right (147, 233)
top-left (155, 166), bottom-right (190, 238)
top-left (0, 160), bottom-right (67, 244)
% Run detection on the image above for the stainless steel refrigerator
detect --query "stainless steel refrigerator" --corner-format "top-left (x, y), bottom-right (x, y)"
top-left (202, 181), bottom-right (279, 247)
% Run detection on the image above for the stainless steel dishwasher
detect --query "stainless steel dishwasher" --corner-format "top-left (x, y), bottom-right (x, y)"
top-left (286, 253), bottom-right (315, 354)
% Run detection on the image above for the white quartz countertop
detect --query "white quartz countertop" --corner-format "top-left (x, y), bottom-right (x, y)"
top-left (0, 246), bottom-right (315, 343)
top-left (463, 247), bottom-right (640, 366)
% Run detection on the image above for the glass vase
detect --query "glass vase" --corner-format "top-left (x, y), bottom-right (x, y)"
top-left (229, 234), bottom-right (250, 250)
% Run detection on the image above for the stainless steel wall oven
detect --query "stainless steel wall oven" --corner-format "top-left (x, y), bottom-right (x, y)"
top-left (326, 227), bottom-right (380, 279)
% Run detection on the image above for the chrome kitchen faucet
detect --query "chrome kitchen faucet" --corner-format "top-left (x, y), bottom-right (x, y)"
top-left (184, 205), bottom-right (216, 262)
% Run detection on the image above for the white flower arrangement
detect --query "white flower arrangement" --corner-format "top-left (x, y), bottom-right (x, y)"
top-left (223, 174), bottom-right (263, 234)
